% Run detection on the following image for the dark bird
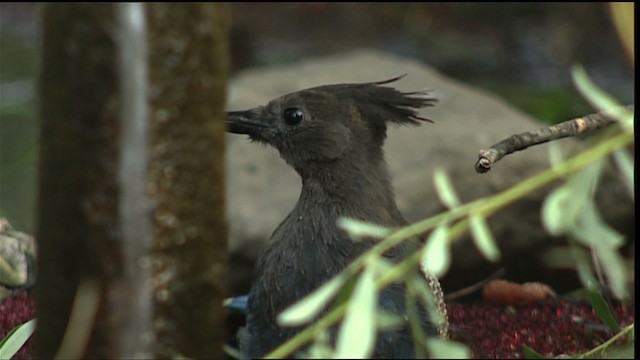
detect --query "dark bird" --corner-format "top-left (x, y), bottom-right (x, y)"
top-left (227, 76), bottom-right (438, 358)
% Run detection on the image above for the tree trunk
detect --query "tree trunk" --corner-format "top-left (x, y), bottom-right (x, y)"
top-left (36, 3), bottom-right (228, 358)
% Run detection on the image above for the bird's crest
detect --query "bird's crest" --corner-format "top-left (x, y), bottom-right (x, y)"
top-left (311, 75), bottom-right (436, 143)
top-left (319, 74), bottom-right (436, 126)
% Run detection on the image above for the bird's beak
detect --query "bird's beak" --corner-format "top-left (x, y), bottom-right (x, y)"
top-left (226, 108), bottom-right (269, 138)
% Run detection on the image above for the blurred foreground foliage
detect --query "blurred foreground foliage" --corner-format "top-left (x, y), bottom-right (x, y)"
top-left (259, 9), bottom-right (636, 352)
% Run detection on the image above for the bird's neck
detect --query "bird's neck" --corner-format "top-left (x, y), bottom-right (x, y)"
top-left (295, 154), bottom-right (405, 226)
top-left (255, 153), bottom-right (409, 320)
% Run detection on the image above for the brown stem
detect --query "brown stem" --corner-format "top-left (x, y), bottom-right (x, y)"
top-left (475, 105), bottom-right (633, 173)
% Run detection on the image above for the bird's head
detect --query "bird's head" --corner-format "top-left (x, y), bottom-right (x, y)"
top-left (227, 76), bottom-right (436, 169)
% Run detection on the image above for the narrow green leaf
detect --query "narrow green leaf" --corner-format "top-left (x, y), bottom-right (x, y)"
top-left (405, 282), bottom-right (428, 358)
top-left (375, 311), bottom-right (404, 330)
top-left (332, 275), bottom-right (358, 309)
top-left (572, 64), bottom-right (622, 111)
top-left (336, 217), bottom-right (391, 240)
top-left (570, 243), bottom-right (599, 291)
top-left (426, 338), bottom-right (470, 359)
top-left (368, 256), bottom-right (394, 277)
top-left (547, 142), bottom-right (564, 169)
top-left (278, 274), bottom-right (345, 326)
top-left (558, 161), bottom-right (601, 235)
top-left (223, 344), bottom-right (241, 359)
top-left (586, 287), bottom-right (621, 332)
top-left (543, 159), bottom-right (603, 238)
top-left (469, 214), bottom-right (500, 262)
top-left (335, 268), bottom-right (377, 359)
top-left (304, 329), bottom-right (333, 359)
top-left (0, 319), bottom-right (36, 360)
top-left (541, 187), bottom-right (571, 236)
top-left (569, 159), bottom-right (603, 201)
top-left (433, 168), bottom-right (460, 209)
top-left (571, 64), bottom-right (632, 131)
top-left (522, 345), bottom-right (552, 359)
top-left (420, 224), bottom-right (450, 277)
top-left (569, 202), bottom-right (627, 299)
top-left (612, 149), bottom-right (634, 198)
top-left (594, 245), bottom-right (627, 300)
top-left (573, 201), bottom-right (624, 248)
top-left (583, 340), bottom-right (635, 359)
top-left (540, 246), bottom-right (577, 270)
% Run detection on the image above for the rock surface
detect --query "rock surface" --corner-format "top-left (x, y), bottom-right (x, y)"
top-left (0, 218), bottom-right (36, 301)
top-left (224, 49), bottom-right (634, 294)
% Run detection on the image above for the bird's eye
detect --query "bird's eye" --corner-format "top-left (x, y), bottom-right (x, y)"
top-left (284, 108), bottom-right (304, 126)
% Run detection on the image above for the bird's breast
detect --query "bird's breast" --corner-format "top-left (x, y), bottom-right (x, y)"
top-left (256, 212), bottom-right (368, 319)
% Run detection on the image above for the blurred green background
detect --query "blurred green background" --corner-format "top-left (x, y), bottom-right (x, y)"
top-left (0, 3), bottom-right (634, 233)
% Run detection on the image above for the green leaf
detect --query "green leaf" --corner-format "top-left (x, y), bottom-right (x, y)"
top-left (612, 149), bottom-right (634, 198)
top-left (433, 168), bottom-right (460, 209)
top-left (573, 201), bottom-right (624, 249)
top-left (426, 338), bottom-right (470, 359)
top-left (571, 64), bottom-right (632, 131)
top-left (587, 287), bottom-right (621, 332)
top-left (568, 159), bottom-right (603, 204)
top-left (278, 274), bottom-right (346, 326)
top-left (368, 256), bottom-right (395, 277)
top-left (569, 201), bottom-right (627, 299)
top-left (544, 159), bottom-right (604, 238)
top-left (404, 280), bottom-right (428, 358)
top-left (541, 187), bottom-right (572, 236)
top-left (609, 3), bottom-right (634, 64)
top-left (583, 332), bottom-right (635, 359)
top-left (570, 243), bottom-right (599, 291)
top-left (336, 217), bottom-right (391, 240)
top-left (333, 257), bottom-right (391, 311)
top-left (303, 329), bottom-right (333, 359)
top-left (572, 64), bottom-right (622, 111)
top-left (548, 142), bottom-right (565, 169)
top-left (593, 244), bottom-right (627, 300)
top-left (522, 345), bottom-right (553, 359)
top-left (332, 274), bottom-right (358, 310)
top-left (223, 344), bottom-right (241, 359)
top-left (540, 246), bottom-right (577, 270)
top-left (469, 214), bottom-right (500, 262)
top-left (420, 224), bottom-right (450, 277)
top-left (375, 310), bottom-right (404, 330)
top-left (0, 319), bottom-right (36, 360)
top-left (335, 268), bottom-right (377, 359)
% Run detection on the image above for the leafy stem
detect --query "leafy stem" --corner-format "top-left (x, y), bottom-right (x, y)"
top-left (266, 125), bottom-right (632, 358)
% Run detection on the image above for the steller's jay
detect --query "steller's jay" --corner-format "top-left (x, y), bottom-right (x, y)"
top-left (227, 76), bottom-right (440, 358)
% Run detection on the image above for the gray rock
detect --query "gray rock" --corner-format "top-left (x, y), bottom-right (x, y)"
top-left (0, 217), bottom-right (37, 300)
top-left (225, 49), bottom-right (633, 292)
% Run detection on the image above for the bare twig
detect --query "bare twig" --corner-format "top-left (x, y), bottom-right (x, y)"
top-left (443, 268), bottom-right (506, 301)
top-left (475, 105), bottom-right (634, 173)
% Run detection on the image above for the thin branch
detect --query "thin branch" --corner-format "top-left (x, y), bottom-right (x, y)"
top-left (444, 268), bottom-right (506, 301)
top-left (475, 105), bottom-right (634, 173)
top-left (578, 322), bottom-right (634, 359)
top-left (266, 130), bottom-right (634, 358)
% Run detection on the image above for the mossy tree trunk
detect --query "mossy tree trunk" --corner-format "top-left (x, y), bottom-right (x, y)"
top-left (36, 3), bottom-right (228, 358)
